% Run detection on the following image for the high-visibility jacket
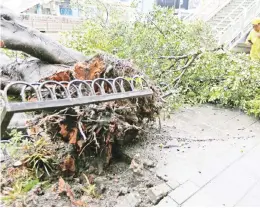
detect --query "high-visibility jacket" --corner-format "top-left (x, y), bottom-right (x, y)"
top-left (246, 29), bottom-right (260, 61)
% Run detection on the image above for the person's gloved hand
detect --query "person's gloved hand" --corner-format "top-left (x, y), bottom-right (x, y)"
top-left (248, 40), bottom-right (253, 45)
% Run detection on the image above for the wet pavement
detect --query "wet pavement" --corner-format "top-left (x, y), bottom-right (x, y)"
top-left (125, 104), bottom-right (260, 207)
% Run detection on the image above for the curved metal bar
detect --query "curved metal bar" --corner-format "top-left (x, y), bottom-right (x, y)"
top-left (2, 77), bottom-right (150, 103)
top-left (112, 77), bottom-right (133, 93)
top-left (67, 80), bottom-right (83, 98)
top-left (84, 80), bottom-right (95, 94)
top-left (79, 82), bottom-right (94, 96)
top-left (67, 82), bottom-right (80, 98)
top-left (131, 76), bottom-right (149, 90)
top-left (53, 83), bottom-right (69, 99)
top-left (21, 83), bottom-right (40, 102)
top-left (20, 85), bottom-right (30, 102)
top-left (107, 79), bottom-right (114, 84)
top-left (92, 78), bottom-right (115, 95)
top-left (3, 82), bottom-right (40, 103)
top-left (93, 82), bottom-right (104, 94)
top-left (59, 81), bottom-right (74, 98)
top-left (60, 81), bottom-right (70, 88)
top-left (85, 80), bottom-right (93, 84)
top-left (60, 81), bottom-right (70, 85)
top-left (68, 80), bottom-right (93, 98)
top-left (38, 81), bottom-right (69, 100)
top-left (1, 77), bottom-right (153, 139)
top-left (39, 84), bottom-right (56, 100)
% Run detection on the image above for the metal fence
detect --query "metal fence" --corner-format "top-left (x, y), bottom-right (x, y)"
top-left (0, 76), bottom-right (153, 137)
top-left (19, 13), bottom-right (84, 32)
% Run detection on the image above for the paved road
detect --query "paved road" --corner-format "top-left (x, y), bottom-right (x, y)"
top-left (155, 105), bottom-right (260, 207)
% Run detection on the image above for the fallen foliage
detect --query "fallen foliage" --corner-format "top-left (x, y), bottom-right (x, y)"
top-left (62, 6), bottom-right (260, 117)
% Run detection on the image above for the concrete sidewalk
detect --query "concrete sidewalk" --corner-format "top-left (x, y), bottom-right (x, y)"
top-left (155, 105), bottom-right (260, 207)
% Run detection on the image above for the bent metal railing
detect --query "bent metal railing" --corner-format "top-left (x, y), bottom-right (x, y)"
top-left (19, 13), bottom-right (84, 32)
top-left (0, 76), bottom-right (153, 137)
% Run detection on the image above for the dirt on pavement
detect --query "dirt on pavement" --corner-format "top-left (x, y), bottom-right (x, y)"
top-left (1, 104), bottom-right (259, 207)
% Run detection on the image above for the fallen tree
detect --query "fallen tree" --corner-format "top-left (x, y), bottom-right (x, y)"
top-left (0, 5), bottom-right (162, 177)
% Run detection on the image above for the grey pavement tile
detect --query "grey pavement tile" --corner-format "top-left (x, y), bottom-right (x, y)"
top-left (233, 144), bottom-right (260, 178)
top-left (156, 196), bottom-right (179, 207)
top-left (189, 158), bottom-right (258, 207)
top-left (185, 142), bottom-right (260, 206)
top-left (168, 181), bottom-right (200, 205)
top-left (156, 160), bottom-right (199, 185)
top-left (236, 180), bottom-right (260, 206)
top-left (182, 188), bottom-right (222, 206)
top-left (189, 146), bottom-right (249, 187)
top-left (190, 171), bottom-right (215, 188)
top-left (147, 183), bottom-right (172, 204)
top-left (166, 178), bottom-right (180, 190)
top-left (246, 121), bottom-right (260, 134)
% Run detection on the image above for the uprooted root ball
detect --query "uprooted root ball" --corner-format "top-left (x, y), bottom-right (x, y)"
top-left (25, 54), bottom-right (163, 175)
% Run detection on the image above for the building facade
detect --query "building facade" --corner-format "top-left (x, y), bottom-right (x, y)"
top-left (22, 0), bottom-right (80, 17)
top-left (156, 0), bottom-right (201, 10)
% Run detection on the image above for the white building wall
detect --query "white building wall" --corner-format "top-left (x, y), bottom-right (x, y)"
top-left (137, 0), bottom-right (155, 13)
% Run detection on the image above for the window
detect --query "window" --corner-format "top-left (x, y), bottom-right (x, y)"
top-left (59, 5), bottom-right (72, 16)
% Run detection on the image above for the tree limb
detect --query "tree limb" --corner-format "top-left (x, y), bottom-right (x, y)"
top-left (158, 46), bottom-right (224, 60)
top-left (162, 54), bottom-right (198, 98)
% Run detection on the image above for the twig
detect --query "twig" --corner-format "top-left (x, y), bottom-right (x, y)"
top-left (158, 46), bottom-right (224, 60)
top-left (82, 119), bottom-right (109, 124)
top-left (37, 108), bottom-right (69, 126)
top-left (79, 142), bottom-right (88, 157)
top-left (92, 132), bottom-right (100, 149)
top-left (148, 17), bottom-right (167, 40)
top-left (158, 53), bottom-right (192, 60)
top-left (174, 54), bottom-right (198, 86)
top-left (96, 0), bottom-right (109, 25)
top-left (161, 55), bottom-right (198, 99)
top-left (124, 124), bottom-right (143, 133)
top-left (134, 9), bottom-right (168, 41)
top-left (78, 117), bottom-right (87, 141)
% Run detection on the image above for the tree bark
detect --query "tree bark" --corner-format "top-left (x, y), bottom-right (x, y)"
top-left (0, 5), bottom-right (87, 64)
top-left (0, 58), bottom-right (73, 94)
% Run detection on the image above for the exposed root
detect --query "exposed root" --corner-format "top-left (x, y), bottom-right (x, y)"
top-left (21, 53), bottom-right (163, 174)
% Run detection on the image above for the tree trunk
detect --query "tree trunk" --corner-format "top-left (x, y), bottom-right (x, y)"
top-left (0, 5), bottom-right (87, 64)
top-left (0, 58), bottom-right (74, 94)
